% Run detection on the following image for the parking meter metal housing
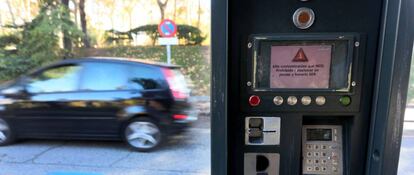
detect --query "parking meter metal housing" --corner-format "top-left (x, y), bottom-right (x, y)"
top-left (212, 0), bottom-right (414, 174)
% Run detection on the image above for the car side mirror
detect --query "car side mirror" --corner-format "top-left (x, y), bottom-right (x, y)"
top-left (1, 86), bottom-right (27, 96)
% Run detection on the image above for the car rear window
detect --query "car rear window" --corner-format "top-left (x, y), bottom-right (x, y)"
top-left (129, 65), bottom-right (164, 90)
top-left (80, 62), bottom-right (130, 91)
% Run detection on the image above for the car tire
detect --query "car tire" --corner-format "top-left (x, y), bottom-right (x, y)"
top-left (0, 118), bottom-right (14, 146)
top-left (124, 117), bottom-right (162, 152)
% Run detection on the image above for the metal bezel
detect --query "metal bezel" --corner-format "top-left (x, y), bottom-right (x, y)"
top-left (250, 34), bottom-right (357, 93)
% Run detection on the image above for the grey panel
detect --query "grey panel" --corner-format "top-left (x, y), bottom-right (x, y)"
top-left (302, 125), bottom-right (343, 175)
top-left (245, 117), bottom-right (281, 145)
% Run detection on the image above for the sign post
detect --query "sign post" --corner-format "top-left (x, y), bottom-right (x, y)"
top-left (158, 19), bottom-right (178, 64)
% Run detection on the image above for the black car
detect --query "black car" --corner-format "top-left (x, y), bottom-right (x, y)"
top-left (0, 57), bottom-right (197, 151)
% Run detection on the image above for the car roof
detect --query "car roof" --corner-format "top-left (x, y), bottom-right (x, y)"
top-left (59, 57), bottom-right (180, 69)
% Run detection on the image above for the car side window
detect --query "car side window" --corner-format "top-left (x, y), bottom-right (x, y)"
top-left (80, 62), bottom-right (130, 91)
top-left (26, 65), bottom-right (82, 93)
top-left (129, 65), bottom-right (163, 90)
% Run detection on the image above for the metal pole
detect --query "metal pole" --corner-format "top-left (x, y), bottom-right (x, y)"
top-left (167, 45), bottom-right (171, 64)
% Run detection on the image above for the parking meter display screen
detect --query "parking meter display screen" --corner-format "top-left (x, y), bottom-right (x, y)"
top-left (254, 39), bottom-right (352, 91)
top-left (270, 45), bottom-right (332, 89)
top-left (306, 129), bottom-right (332, 141)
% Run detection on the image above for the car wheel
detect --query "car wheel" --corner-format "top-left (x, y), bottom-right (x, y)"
top-left (124, 118), bottom-right (162, 152)
top-left (0, 118), bottom-right (14, 146)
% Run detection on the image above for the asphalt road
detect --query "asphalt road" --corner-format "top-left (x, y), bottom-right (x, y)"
top-left (0, 116), bottom-right (211, 175)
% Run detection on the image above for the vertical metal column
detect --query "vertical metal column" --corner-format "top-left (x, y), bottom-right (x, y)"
top-left (366, 0), bottom-right (414, 174)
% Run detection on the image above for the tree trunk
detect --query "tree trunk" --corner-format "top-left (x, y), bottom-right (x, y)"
top-left (173, 0), bottom-right (176, 21)
top-left (197, 0), bottom-right (201, 28)
top-left (5, 0), bottom-right (16, 27)
top-left (157, 0), bottom-right (169, 21)
top-left (61, 0), bottom-right (73, 58)
top-left (79, 0), bottom-right (90, 48)
top-left (72, 0), bottom-right (79, 27)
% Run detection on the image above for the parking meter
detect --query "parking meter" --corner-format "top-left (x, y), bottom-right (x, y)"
top-left (211, 0), bottom-right (414, 175)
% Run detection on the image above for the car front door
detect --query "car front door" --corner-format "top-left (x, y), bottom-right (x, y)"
top-left (11, 64), bottom-right (83, 137)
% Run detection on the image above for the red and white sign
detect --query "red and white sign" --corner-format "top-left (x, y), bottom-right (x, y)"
top-left (269, 45), bottom-right (332, 89)
top-left (158, 19), bottom-right (177, 38)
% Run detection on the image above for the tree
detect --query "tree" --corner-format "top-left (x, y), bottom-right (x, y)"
top-left (156, 0), bottom-right (169, 21)
top-left (197, 0), bottom-right (201, 28)
top-left (79, 0), bottom-right (90, 47)
top-left (61, 0), bottom-right (73, 57)
top-left (173, 0), bottom-right (177, 20)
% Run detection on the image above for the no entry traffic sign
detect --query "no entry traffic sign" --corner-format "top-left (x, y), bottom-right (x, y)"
top-left (158, 19), bottom-right (177, 38)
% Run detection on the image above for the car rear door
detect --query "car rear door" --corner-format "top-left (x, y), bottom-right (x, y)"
top-left (73, 62), bottom-right (141, 137)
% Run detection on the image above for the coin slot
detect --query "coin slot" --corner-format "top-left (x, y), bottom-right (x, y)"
top-left (256, 155), bottom-right (270, 172)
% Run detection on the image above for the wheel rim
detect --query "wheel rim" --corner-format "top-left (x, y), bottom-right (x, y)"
top-left (0, 119), bottom-right (9, 143)
top-left (126, 121), bottom-right (161, 149)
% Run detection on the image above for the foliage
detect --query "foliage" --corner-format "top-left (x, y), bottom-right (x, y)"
top-left (74, 46), bottom-right (210, 95)
top-left (0, 0), bottom-right (83, 82)
top-left (0, 34), bottom-right (21, 56)
top-left (0, 57), bottom-right (35, 82)
top-left (107, 24), bottom-right (207, 46)
top-left (104, 29), bottom-right (133, 45)
top-left (407, 52), bottom-right (414, 104)
top-left (129, 25), bottom-right (160, 46)
top-left (176, 25), bottom-right (206, 45)
top-left (19, 1), bottom-right (83, 61)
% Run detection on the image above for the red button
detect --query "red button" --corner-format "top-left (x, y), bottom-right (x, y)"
top-left (249, 95), bottom-right (261, 106)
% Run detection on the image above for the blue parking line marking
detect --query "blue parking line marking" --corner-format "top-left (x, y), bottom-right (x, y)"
top-left (47, 172), bottom-right (103, 175)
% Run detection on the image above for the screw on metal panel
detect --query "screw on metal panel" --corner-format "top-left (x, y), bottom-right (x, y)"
top-left (351, 81), bottom-right (356, 87)
top-left (355, 42), bottom-right (360, 47)
top-left (248, 42), bottom-right (252, 48)
top-left (247, 81), bottom-right (252, 86)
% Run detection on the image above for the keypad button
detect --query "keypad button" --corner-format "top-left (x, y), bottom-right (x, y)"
top-left (322, 159), bottom-right (327, 164)
top-left (307, 159), bottom-right (312, 164)
top-left (287, 96), bottom-right (298, 105)
top-left (314, 145), bottom-right (319, 149)
top-left (307, 152), bottom-right (312, 157)
top-left (321, 145), bottom-right (327, 149)
top-left (314, 159), bottom-right (319, 164)
top-left (307, 167), bottom-right (313, 171)
top-left (315, 96), bottom-right (326, 106)
top-left (307, 144), bottom-right (313, 149)
top-left (273, 96), bottom-right (284, 105)
top-left (333, 166), bottom-right (338, 172)
top-left (322, 167), bottom-right (327, 171)
top-left (314, 152), bottom-right (319, 157)
top-left (301, 96), bottom-right (312, 105)
top-left (314, 166), bottom-right (320, 171)
top-left (322, 152), bottom-right (327, 157)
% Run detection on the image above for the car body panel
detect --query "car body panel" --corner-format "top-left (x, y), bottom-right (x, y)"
top-left (0, 57), bottom-right (196, 141)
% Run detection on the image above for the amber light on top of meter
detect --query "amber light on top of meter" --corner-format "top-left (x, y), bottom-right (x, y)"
top-left (292, 7), bottom-right (315, 29)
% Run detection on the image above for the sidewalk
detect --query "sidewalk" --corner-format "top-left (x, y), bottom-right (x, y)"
top-left (398, 107), bottom-right (414, 175)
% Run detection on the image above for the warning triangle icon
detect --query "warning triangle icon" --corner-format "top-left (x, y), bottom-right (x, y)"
top-left (292, 48), bottom-right (309, 62)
